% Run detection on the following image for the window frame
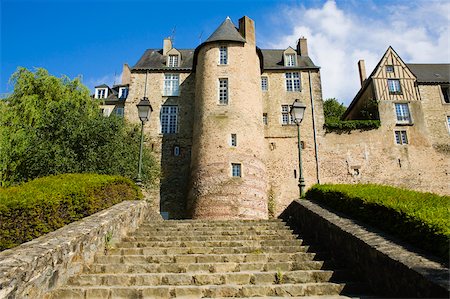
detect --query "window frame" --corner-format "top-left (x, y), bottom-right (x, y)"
top-left (285, 53), bottom-right (296, 67)
top-left (160, 105), bottom-right (178, 134)
top-left (261, 76), bottom-right (268, 91)
top-left (281, 105), bottom-right (295, 125)
top-left (118, 87), bottom-right (128, 99)
top-left (441, 86), bottom-right (450, 104)
top-left (230, 134), bottom-right (237, 147)
top-left (394, 130), bottom-right (408, 145)
top-left (219, 46), bottom-right (228, 65)
top-left (96, 88), bottom-right (108, 99)
top-left (447, 116), bottom-right (450, 134)
top-left (218, 78), bottom-right (229, 105)
top-left (388, 79), bottom-right (402, 94)
top-left (115, 107), bottom-right (124, 117)
top-left (168, 55), bottom-right (179, 67)
top-left (163, 73), bottom-right (180, 96)
top-left (386, 65), bottom-right (394, 73)
top-left (263, 113), bottom-right (268, 125)
top-left (394, 103), bottom-right (412, 124)
top-left (285, 72), bottom-right (301, 92)
top-left (231, 163), bottom-right (242, 177)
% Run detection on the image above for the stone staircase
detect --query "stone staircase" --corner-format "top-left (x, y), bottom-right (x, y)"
top-left (46, 219), bottom-right (348, 298)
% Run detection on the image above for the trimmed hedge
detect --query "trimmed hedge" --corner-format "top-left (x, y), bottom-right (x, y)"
top-left (306, 184), bottom-right (450, 263)
top-left (0, 173), bottom-right (142, 251)
top-left (324, 120), bottom-right (381, 133)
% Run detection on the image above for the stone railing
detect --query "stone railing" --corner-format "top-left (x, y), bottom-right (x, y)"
top-left (0, 200), bottom-right (161, 299)
top-left (280, 199), bottom-right (449, 298)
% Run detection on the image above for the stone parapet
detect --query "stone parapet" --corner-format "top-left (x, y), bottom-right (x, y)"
top-left (280, 199), bottom-right (449, 298)
top-left (0, 200), bottom-right (161, 299)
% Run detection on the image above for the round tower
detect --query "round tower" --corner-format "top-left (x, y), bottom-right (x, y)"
top-left (188, 16), bottom-right (268, 219)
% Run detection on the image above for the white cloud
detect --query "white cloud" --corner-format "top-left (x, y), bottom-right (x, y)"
top-left (84, 73), bottom-right (122, 93)
top-left (263, 0), bottom-right (449, 106)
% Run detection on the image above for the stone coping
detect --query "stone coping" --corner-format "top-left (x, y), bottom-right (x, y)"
top-left (281, 199), bottom-right (449, 297)
top-left (0, 200), bottom-right (161, 299)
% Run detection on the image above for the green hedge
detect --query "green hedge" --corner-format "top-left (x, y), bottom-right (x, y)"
top-left (0, 173), bottom-right (142, 251)
top-left (306, 184), bottom-right (450, 263)
top-left (324, 120), bottom-right (381, 133)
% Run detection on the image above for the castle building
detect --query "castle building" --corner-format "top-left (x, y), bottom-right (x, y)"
top-left (95, 16), bottom-right (449, 220)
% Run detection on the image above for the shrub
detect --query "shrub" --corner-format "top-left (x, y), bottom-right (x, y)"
top-left (306, 184), bottom-right (450, 263)
top-left (0, 173), bottom-right (142, 251)
top-left (324, 120), bottom-right (381, 133)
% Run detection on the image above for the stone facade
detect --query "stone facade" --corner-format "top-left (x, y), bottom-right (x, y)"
top-left (96, 17), bottom-right (449, 219)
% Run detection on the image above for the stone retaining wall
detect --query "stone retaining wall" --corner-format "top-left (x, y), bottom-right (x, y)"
top-left (280, 199), bottom-right (449, 298)
top-left (0, 200), bottom-right (161, 299)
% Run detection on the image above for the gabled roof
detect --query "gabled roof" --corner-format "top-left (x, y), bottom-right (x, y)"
top-left (407, 64), bottom-right (450, 84)
top-left (132, 49), bottom-right (194, 71)
top-left (94, 84), bottom-right (109, 88)
top-left (260, 49), bottom-right (318, 70)
top-left (204, 17), bottom-right (246, 44)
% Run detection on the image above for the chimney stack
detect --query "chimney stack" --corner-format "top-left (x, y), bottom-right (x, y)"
top-left (297, 37), bottom-right (308, 56)
top-left (238, 16), bottom-right (255, 45)
top-left (163, 38), bottom-right (172, 56)
top-left (358, 60), bottom-right (366, 86)
top-left (121, 63), bottom-right (131, 85)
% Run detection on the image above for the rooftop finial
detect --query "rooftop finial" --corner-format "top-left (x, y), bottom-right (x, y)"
top-left (226, 16), bottom-right (231, 20)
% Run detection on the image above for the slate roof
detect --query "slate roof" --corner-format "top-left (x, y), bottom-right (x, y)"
top-left (260, 50), bottom-right (318, 70)
top-left (407, 64), bottom-right (450, 84)
top-left (204, 17), bottom-right (246, 44)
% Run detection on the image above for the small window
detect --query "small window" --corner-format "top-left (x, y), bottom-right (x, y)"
top-left (161, 105), bottom-right (178, 134)
top-left (163, 74), bottom-right (180, 96)
top-left (281, 105), bottom-right (294, 125)
top-left (395, 103), bottom-right (411, 124)
top-left (447, 116), bottom-right (450, 133)
top-left (168, 55), bottom-right (179, 67)
top-left (231, 163), bottom-right (241, 177)
top-left (96, 88), bottom-right (107, 99)
top-left (263, 113), bottom-right (268, 125)
top-left (219, 78), bottom-right (228, 105)
top-left (285, 72), bottom-right (301, 92)
top-left (173, 146), bottom-right (180, 156)
top-left (394, 130), bottom-right (408, 145)
top-left (388, 79), bottom-right (402, 94)
top-left (219, 46), bottom-right (228, 65)
top-left (119, 87), bottom-right (128, 99)
top-left (115, 107), bottom-right (124, 117)
top-left (230, 134), bottom-right (237, 147)
top-left (261, 76), bottom-right (268, 91)
top-left (386, 65), bottom-right (394, 72)
top-left (441, 86), bottom-right (450, 103)
top-left (285, 54), bottom-right (296, 67)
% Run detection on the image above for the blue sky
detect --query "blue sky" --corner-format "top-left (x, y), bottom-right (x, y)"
top-left (1, 0), bottom-right (449, 105)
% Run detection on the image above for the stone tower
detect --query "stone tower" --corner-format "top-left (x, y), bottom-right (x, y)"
top-left (188, 16), bottom-right (268, 219)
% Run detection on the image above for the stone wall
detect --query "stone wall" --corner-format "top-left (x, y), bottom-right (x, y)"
top-left (280, 200), bottom-right (449, 298)
top-left (0, 200), bottom-right (160, 299)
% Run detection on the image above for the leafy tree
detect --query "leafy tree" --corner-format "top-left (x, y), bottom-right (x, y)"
top-left (0, 67), bottom-right (159, 187)
top-left (323, 98), bottom-right (347, 122)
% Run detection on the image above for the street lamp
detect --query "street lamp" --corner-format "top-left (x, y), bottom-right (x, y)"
top-left (136, 97), bottom-right (153, 185)
top-left (290, 99), bottom-right (306, 198)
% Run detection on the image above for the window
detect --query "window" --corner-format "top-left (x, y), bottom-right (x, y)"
top-left (219, 78), bottom-right (228, 105)
top-left (161, 105), bottom-right (178, 134)
top-left (281, 105), bottom-right (294, 125)
top-left (285, 72), bottom-right (301, 92)
top-left (96, 88), bottom-right (107, 99)
top-left (394, 130), bottom-right (408, 145)
top-left (261, 76), bottom-right (268, 91)
top-left (285, 54), bottom-right (296, 67)
top-left (168, 55), bottom-right (179, 67)
top-left (219, 46), bottom-right (228, 65)
top-left (388, 79), bottom-right (402, 94)
top-left (173, 146), bottom-right (180, 156)
top-left (263, 113), bottom-right (268, 125)
top-left (395, 103), bottom-right (411, 124)
top-left (115, 107), bottom-right (124, 117)
top-left (441, 86), bottom-right (450, 103)
top-left (119, 87), bottom-right (128, 99)
top-left (230, 134), bottom-right (237, 147)
top-left (386, 65), bottom-right (394, 72)
top-left (164, 74), bottom-right (179, 96)
top-left (447, 116), bottom-right (450, 133)
top-left (231, 163), bottom-right (241, 177)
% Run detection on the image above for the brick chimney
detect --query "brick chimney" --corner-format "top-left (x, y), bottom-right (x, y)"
top-left (238, 16), bottom-right (255, 45)
top-left (358, 60), bottom-right (366, 86)
top-left (163, 38), bottom-right (172, 56)
top-left (297, 37), bottom-right (308, 56)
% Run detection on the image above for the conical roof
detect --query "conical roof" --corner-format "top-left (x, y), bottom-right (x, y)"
top-left (204, 17), bottom-right (246, 43)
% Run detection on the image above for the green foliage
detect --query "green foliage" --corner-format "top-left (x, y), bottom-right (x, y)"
top-left (324, 119), bottom-right (381, 133)
top-left (275, 269), bottom-right (284, 284)
top-left (0, 173), bottom-right (141, 251)
top-left (306, 184), bottom-right (450, 263)
top-left (0, 67), bottom-right (159, 187)
top-left (323, 98), bottom-right (347, 123)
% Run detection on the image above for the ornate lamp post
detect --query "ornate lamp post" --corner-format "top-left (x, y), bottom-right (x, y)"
top-left (136, 97), bottom-right (152, 185)
top-left (290, 99), bottom-right (307, 198)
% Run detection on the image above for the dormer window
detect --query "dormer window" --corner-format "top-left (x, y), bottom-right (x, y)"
top-left (285, 54), bottom-right (296, 67)
top-left (119, 87), bottom-right (128, 99)
top-left (95, 88), bottom-right (108, 99)
top-left (168, 55), bottom-right (179, 67)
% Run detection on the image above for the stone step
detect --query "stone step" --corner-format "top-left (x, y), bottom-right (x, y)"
top-left (68, 270), bottom-right (334, 287)
top-left (140, 219), bottom-right (284, 227)
top-left (94, 252), bottom-right (317, 265)
top-left (49, 282), bottom-right (344, 298)
top-left (157, 219), bottom-right (284, 224)
top-left (85, 261), bottom-right (323, 274)
top-left (107, 245), bottom-right (309, 256)
top-left (115, 239), bottom-right (303, 248)
top-left (124, 234), bottom-right (298, 242)
top-left (136, 225), bottom-right (291, 233)
top-left (132, 229), bottom-right (294, 237)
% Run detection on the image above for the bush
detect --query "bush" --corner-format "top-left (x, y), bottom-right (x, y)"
top-left (306, 184), bottom-right (450, 263)
top-left (0, 173), bottom-right (142, 251)
top-left (324, 120), bottom-right (381, 133)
